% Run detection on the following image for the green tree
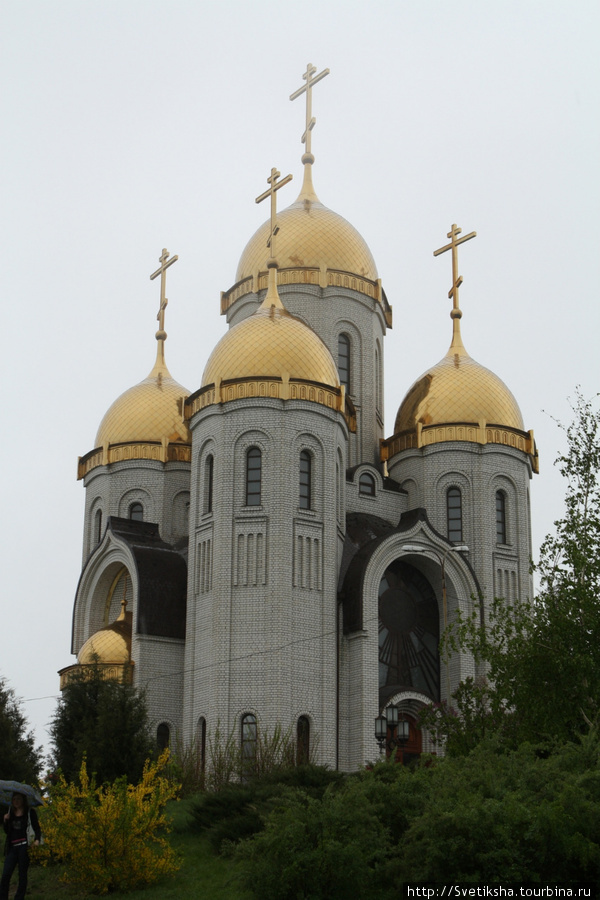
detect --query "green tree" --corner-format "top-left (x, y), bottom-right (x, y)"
top-left (421, 390), bottom-right (600, 749)
top-left (50, 664), bottom-right (152, 783)
top-left (0, 675), bottom-right (43, 782)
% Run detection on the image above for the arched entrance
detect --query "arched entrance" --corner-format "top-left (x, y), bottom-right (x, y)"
top-left (378, 559), bottom-right (440, 703)
top-left (378, 559), bottom-right (439, 762)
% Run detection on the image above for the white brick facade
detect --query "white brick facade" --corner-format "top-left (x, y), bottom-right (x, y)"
top-left (66, 174), bottom-right (536, 773)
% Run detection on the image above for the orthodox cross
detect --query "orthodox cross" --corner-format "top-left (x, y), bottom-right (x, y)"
top-left (255, 167), bottom-right (293, 260)
top-left (433, 224), bottom-right (477, 312)
top-left (150, 248), bottom-right (178, 336)
top-left (289, 63), bottom-right (330, 156)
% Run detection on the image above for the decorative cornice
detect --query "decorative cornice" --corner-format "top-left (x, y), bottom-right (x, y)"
top-left (58, 661), bottom-right (134, 690)
top-left (185, 376), bottom-right (356, 432)
top-left (220, 267), bottom-right (392, 326)
top-left (381, 422), bottom-right (539, 473)
top-left (78, 440), bottom-right (192, 480)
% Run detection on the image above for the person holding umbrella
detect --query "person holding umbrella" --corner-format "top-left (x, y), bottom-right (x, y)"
top-left (1, 790), bottom-right (41, 900)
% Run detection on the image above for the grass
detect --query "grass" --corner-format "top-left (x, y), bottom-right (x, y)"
top-left (21, 799), bottom-right (252, 900)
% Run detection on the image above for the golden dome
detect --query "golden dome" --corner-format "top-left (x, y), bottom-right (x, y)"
top-left (96, 347), bottom-right (190, 447)
top-left (78, 603), bottom-right (132, 666)
top-left (395, 324), bottom-right (524, 434)
top-left (234, 164), bottom-right (378, 288)
top-left (203, 275), bottom-right (341, 390)
top-left (79, 342), bottom-right (192, 480)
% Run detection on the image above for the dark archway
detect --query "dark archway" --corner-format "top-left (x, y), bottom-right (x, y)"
top-left (378, 559), bottom-right (440, 706)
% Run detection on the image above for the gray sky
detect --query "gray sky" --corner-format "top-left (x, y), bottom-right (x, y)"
top-left (1, 0), bottom-right (598, 763)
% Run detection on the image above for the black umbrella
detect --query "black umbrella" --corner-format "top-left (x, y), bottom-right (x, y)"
top-left (0, 780), bottom-right (43, 808)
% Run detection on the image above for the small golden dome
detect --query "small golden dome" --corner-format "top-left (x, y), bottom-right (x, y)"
top-left (95, 346), bottom-right (191, 447)
top-left (394, 322), bottom-right (524, 434)
top-left (203, 280), bottom-right (341, 390)
top-left (235, 164), bottom-right (378, 286)
top-left (78, 603), bottom-right (132, 666)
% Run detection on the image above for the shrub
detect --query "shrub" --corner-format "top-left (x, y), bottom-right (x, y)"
top-left (188, 764), bottom-right (343, 853)
top-left (41, 749), bottom-right (180, 894)
top-left (232, 735), bottom-right (600, 892)
top-left (204, 720), bottom-right (304, 791)
top-left (235, 780), bottom-right (390, 900)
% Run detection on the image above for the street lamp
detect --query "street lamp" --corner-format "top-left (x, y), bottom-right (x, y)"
top-left (374, 705), bottom-right (410, 759)
top-left (400, 542), bottom-right (468, 703)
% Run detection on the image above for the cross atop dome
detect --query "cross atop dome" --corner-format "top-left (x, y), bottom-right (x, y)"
top-left (290, 63), bottom-right (330, 162)
top-left (150, 248), bottom-right (178, 343)
top-left (255, 167), bottom-right (293, 266)
top-left (433, 224), bottom-right (477, 321)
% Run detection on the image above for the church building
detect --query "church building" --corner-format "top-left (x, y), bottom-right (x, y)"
top-left (59, 66), bottom-right (538, 770)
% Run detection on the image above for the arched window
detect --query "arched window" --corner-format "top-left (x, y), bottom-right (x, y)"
top-left (359, 472), bottom-right (376, 497)
top-left (246, 447), bottom-right (262, 506)
top-left (496, 490), bottom-right (507, 544)
top-left (297, 716), bottom-right (310, 765)
top-left (157, 722), bottom-right (170, 750)
top-left (129, 502), bottom-right (144, 522)
top-left (299, 450), bottom-right (312, 509)
top-left (338, 333), bottom-right (351, 392)
top-left (446, 487), bottom-right (462, 542)
top-left (95, 509), bottom-right (103, 544)
top-left (241, 713), bottom-right (257, 778)
top-left (205, 454), bottom-right (214, 513)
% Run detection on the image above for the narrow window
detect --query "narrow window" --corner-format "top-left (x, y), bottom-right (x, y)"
top-left (246, 447), bottom-right (262, 506)
top-left (375, 342), bottom-right (382, 412)
top-left (241, 713), bottom-right (257, 778)
top-left (95, 509), bottom-right (103, 544)
top-left (198, 717), bottom-right (207, 774)
top-left (338, 333), bottom-right (350, 392)
top-left (297, 716), bottom-right (310, 765)
top-left (447, 487), bottom-right (463, 542)
top-left (129, 502), bottom-right (144, 522)
top-left (299, 450), bottom-right (312, 509)
top-left (496, 491), bottom-right (507, 544)
top-left (359, 472), bottom-right (376, 497)
top-left (205, 454), bottom-right (214, 513)
top-left (157, 722), bottom-right (170, 750)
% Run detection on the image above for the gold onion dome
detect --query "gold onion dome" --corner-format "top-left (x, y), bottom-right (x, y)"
top-left (95, 346), bottom-right (191, 447)
top-left (77, 602), bottom-right (132, 666)
top-left (384, 307), bottom-right (538, 472)
top-left (236, 166), bottom-right (377, 283)
top-left (203, 278), bottom-right (341, 390)
top-left (78, 249), bottom-right (191, 479)
top-left (394, 322), bottom-right (524, 434)
top-left (225, 163), bottom-right (384, 313)
top-left (78, 331), bottom-right (191, 479)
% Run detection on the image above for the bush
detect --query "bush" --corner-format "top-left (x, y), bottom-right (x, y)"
top-left (204, 720), bottom-right (305, 791)
top-left (235, 779), bottom-right (390, 900)
top-left (394, 735), bottom-right (600, 884)
top-left (41, 749), bottom-right (180, 894)
top-left (189, 764), bottom-right (343, 853)
top-left (232, 735), bottom-right (600, 893)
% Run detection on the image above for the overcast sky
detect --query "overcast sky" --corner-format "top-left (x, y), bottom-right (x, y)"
top-left (1, 1), bottom-right (598, 763)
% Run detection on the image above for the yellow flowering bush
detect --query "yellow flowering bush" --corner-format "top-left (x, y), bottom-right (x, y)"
top-left (41, 750), bottom-right (180, 894)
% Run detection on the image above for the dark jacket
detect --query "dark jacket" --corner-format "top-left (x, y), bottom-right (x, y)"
top-left (3, 808), bottom-right (41, 855)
